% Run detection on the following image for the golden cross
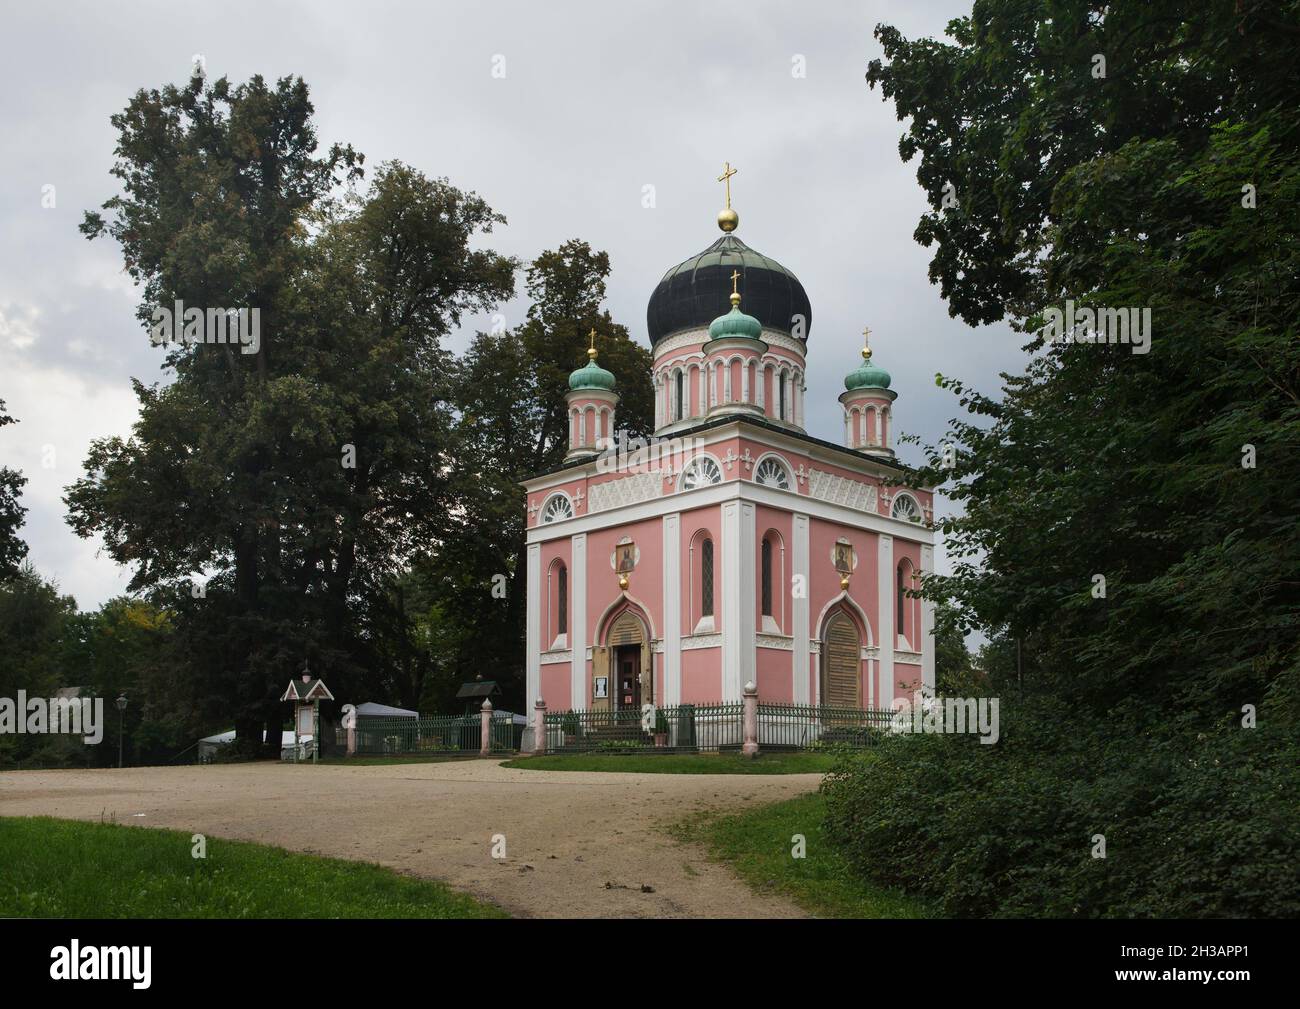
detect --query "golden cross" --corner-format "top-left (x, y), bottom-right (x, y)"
top-left (588, 328), bottom-right (597, 351)
top-left (730, 270), bottom-right (741, 296)
top-left (862, 325), bottom-right (872, 347)
top-left (717, 161), bottom-right (738, 208)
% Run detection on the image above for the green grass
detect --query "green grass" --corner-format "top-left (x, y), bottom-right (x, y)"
top-left (673, 792), bottom-right (933, 919)
top-left (501, 751), bottom-right (838, 774)
top-left (317, 754), bottom-right (476, 766)
top-left (0, 816), bottom-right (505, 919)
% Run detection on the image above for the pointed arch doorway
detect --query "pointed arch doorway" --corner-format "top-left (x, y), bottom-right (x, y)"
top-left (820, 609), bottom-right (862, 708)
top-left (594, 607), bottom-right (652, 713)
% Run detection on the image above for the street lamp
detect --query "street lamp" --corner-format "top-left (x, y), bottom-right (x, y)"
top-left (115, 694), bottom-right (128, 768)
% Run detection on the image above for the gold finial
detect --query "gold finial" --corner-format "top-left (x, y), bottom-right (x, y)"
top-left (587, 327), bottom-right (598, 360)
top-left (729, 269), bottom-right (742, 307)
top-left (861, 325), bottom-right (873, 361)
top-left (717, 161), bottom-right (739, 233)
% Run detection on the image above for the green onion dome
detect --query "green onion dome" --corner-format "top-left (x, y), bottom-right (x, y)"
top-left (569, 347), bottom-right (616, 392)
top-left (708, 291), bottom-right (763, 341)
top-left (845, 346), bottom-right (891, 391)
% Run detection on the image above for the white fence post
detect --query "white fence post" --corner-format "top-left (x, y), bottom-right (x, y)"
top-left (480, 699), bottom-right (493, 757)
top-left (533, 697), bottom-right (547, 754)
top-left (742, 681), bottom-right (759, 758)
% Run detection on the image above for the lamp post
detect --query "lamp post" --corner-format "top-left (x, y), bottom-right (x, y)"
top-left (115, 694), bottom-right (128, 768)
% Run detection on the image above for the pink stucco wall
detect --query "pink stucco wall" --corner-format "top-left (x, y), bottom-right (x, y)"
top-left (539, 662), bottom-right (571, 711)
top-left (681, 646), bottom-right (721, 702)
top-left (756, 645), bottom-right (793, 702)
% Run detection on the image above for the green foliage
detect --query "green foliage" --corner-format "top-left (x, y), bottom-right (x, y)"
top-left (0, 400), bottom-right (28, 579)
top-left (69, 73), bottom-right (515, 744)
top-left (0, 817), bottom-right (504, 918)
top-left (839, 1), bottom-right (1300, 917)
top-left (822, 708), bottom-right (1300, 918)
top-left (411, 240), bottom-right (652, 710)
top-left (0, 565), bottom-right (73, 704)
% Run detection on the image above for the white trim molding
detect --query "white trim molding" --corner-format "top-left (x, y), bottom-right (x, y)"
top-left (792, 513), bottom-right (810, 705)
top-left (878, 534), bottom-right (894, 710)
top-left (571, 533), bottom-right (588, 712)
top-left (526, 544), bottom-right (541, 706)
top-left (663, 513), bottom-right (682, 707)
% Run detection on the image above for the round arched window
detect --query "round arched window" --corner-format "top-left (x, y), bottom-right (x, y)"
top-left (541, 494), bottom-right (574, 523)
top-left (891, 494), bottom-right (922, 523)
top-left (754, 457), bottom-right (791, 489)
top-left (679, 456), bottom-right (723, 491)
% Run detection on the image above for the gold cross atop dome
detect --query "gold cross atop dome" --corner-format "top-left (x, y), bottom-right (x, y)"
top-left (718, 162), bottom-right (737, 207)
top-left (730, 269), bottom-right (742, 306)
top-left (717, 161), bottom-right (739, 233)
top-left (587, 327), bottom-right (598, 360)
top-left (861, 325), bottom-right (873, 360)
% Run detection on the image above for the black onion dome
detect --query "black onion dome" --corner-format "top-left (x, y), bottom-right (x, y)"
top-left (646, 235), bottom-right (811, 347)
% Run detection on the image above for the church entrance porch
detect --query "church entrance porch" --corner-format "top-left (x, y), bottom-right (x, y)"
top-left (615, 645), bottom-right (642, 712)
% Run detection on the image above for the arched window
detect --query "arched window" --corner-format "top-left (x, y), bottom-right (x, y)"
top-left (701, 539), bottom-right (714, 618)
top-left (541, 493), bottom-right (573, 524)
top-left (679, 455), bottom-right (722, 490)
top-left (557, 564), bottom-right (567, 636)
top-left (891, 493), bottom-right (923, 523)
top-left (674, 370), bottom-right (684, 421)
top-left (754, 456), bottom-right (791, 489)
top-left (778, 373), bottom-right (787, 420)
top-left (896, 563), bottom-right (907, 639)
top-left (761, 537), bottom-right (773, 618)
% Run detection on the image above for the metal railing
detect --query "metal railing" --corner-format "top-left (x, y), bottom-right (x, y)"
top-left (543, 703), bottom-right (744, 754)
top-left (756, 702), bottom-right (893, 750)
top-left (349, 714), bottom-right (518, 755)
top-left (541, 701), bottom-right (893, 755)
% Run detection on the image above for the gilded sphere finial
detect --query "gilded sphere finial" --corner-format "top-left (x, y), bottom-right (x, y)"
top-left (717, 207), bottom-right (739, 233)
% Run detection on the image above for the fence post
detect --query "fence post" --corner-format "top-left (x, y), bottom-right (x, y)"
top-left (533, 697), bottom-right (547, 754)
top-left (480, 699), bottom-right (493, 757)
top-left (742, 681), bottom-right (759, 758)
top-left (346, 722), bottom-right (356, 757)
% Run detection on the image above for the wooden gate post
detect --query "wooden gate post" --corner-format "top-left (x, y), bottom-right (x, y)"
top-left (533, 698), bottom-right (547, 754)
top-left (742, 681), bottom-right (759, 758)
top-left (480, 699), bottom-right (493, 757)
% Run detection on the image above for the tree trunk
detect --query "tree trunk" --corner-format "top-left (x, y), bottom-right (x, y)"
top-left (263, 712), bottom-right (282, 760)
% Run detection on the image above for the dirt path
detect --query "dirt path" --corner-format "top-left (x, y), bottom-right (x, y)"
top-left (0, 760), bottom-right (822, 918)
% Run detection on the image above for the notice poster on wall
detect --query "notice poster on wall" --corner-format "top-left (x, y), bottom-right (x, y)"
top-left (594, 677), bottom-right (608, 699)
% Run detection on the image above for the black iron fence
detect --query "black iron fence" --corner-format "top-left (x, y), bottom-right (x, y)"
top-left (344, 714), bottom-right (519, 755)
top-left (542, 701), bottom-right (894, 754)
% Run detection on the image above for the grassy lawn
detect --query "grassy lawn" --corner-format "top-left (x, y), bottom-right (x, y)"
top-left (673, 792), bottom-right (933, 919)
top-left (501, 751), bottom-right (838, 774)
top-left (317, 754), bottom-right (477, 766)
top-left (0, 816), bottom-right (505, 919)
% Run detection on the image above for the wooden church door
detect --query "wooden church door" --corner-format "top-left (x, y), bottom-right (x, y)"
top-left (822, 611), bottom-right (862, 708)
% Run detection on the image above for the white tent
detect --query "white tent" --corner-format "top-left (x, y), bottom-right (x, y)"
top-left (354, 701), bottom-right (418, 718)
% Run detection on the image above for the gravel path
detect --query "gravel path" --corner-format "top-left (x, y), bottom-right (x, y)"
top-left (0, 760), bottom-right (822, 918)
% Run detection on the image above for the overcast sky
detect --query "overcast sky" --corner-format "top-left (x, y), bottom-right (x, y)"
top-left (0, 0), bottom-right (1021, 609)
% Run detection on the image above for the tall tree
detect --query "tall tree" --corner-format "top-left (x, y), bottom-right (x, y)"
top-left (0, 400), bottom-right (28, 579)
top-left (870, 2), bottom-right (1300, 727)
top-left (70, 72), bottom-right (514, 748)
top-left (412, 241), bottom-right (653, 708)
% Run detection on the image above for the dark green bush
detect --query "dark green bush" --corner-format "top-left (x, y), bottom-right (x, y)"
top-left (820, 701), bottom-right (1300, 918)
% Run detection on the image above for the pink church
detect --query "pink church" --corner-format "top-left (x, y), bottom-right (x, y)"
top-left (522, 196), bottom-right (934, 718)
